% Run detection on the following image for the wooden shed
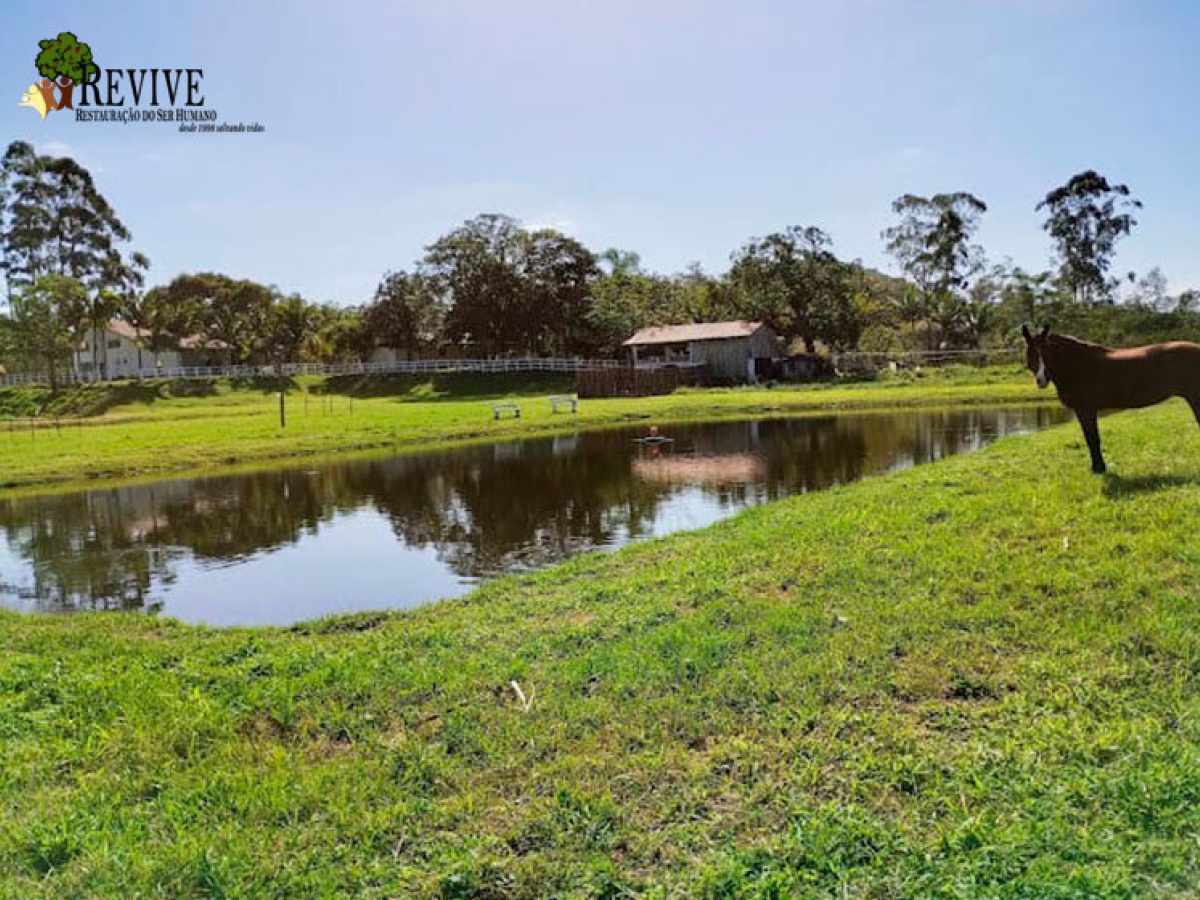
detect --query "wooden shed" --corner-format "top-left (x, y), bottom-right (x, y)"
top-left (623, 321), bottom-right (779, 383)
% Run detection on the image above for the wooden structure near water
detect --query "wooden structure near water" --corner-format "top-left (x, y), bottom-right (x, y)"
top-left (623, 321), bottom-right (779, 383)
top-left (576, 365), bottom-right (706, 398)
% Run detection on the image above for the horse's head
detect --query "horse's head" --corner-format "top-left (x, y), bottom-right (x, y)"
top-left (1021, 324), bottom-right (1052, 388)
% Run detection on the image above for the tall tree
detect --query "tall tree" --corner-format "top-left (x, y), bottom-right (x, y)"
top-left (883, 192), bottom-right (987, 348)
top-left (1130, 266), bottom-right (1169, 311)
top-left (0, 275), bottom-right (86, 389)
top-left (730, 225), bottom-right (856, 352)
top-left (519, 230), bottom-right (598, 355)
top-left (423, 214), bottom-right (526, 354)
top-left (0, 141), bottom-right (148, 376)
top-left (364, 271), bottom-right (443, 357)
top-left (1037, 171), bottom-right (1141, 304)
top-left (422, 215), bottom-right (599, 356)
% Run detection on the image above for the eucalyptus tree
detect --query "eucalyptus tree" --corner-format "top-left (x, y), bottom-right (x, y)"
top-left (0, 141), bottom-right (148, 375)
top-left (883, 192), bottom-right (987, 348)
top-left (1038, 171), bottom-right (1141, 304)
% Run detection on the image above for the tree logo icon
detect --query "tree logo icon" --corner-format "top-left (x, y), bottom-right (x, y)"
top-left (18, 32), bottom-right (97, 119)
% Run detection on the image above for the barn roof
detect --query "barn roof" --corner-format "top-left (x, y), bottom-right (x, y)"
top-left (106, 320), bottom-right (152, 342)
top-left (623, 321), bottom-right (768, 347)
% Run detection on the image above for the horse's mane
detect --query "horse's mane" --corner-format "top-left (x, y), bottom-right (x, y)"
top-left (1048, 333), bottom-right (1109, 354)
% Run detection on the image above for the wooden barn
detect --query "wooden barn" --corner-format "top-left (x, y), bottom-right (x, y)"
top-left (623, 321), bottom-right (779, 383)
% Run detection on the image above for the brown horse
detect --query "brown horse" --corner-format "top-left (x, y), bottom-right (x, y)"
top-left (1022, 324), bottom-right (1200, 474)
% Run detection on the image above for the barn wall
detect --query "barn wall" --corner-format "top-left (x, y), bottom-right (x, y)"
top-left (687, 329), bottom-right (779, 382)
top-left (689, 337), bottom-right (751, 381)
top-left (747, 328), bottom-right (779, 359)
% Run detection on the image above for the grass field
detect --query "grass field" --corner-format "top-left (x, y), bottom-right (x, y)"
top-left (0, 366), bottom-right (1044, 491)
top-left (3, 397), bottom-right (1200, 897)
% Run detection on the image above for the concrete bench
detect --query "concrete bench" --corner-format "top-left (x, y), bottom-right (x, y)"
top-left (549, 395), bottom-right (578, 414)
top-left (492, 402), bottom-right (521, 420)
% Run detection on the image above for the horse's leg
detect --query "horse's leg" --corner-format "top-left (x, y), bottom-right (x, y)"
top-left (1075, 408), bottom-right (1106, 474)
top-left (1188, 397), bottom-right (1200, 432)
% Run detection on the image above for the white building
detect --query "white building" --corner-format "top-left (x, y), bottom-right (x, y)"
top-left (76, 321), bottom-right (232, 380)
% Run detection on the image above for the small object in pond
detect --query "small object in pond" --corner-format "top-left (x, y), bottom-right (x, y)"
top-left (634, 425), bottom-right (673, 445)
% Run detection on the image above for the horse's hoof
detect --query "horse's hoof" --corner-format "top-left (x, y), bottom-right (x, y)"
top-left (1092, 465), bottom-right (1107, 475)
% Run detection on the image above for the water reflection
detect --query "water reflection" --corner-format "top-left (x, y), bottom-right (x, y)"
top-left (0, 407), bottom-right (1066, 625)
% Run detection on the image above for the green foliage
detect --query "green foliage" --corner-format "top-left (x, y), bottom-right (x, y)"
top-left (883, 192), bottom-right (987, 349)
top-left (364, 270), bottom-right (443, 356)
top-left (587, 263), bottom-right (676, 355)
top-left (0, 275), bottom-right (86, 388)
top-left (35, 32), bottom-right (97, 85)
top-left (1038, 170), bottom-right (1142, 304)
top-left (316, 305), bottom-right (373, 362)
top-left (0, 142), bottom-right (145, 305)
top-left (423, 214), bottom-right (600, 356)
top-left (265, 294), bottom-right (322, 362)
top-left (149, 272), bottom-right (273, 364)
top-left (730, 225), bottom-right (861, 351)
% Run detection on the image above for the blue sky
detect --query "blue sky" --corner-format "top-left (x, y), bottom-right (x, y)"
top-left (2, 0), bottom-right (1198, 302)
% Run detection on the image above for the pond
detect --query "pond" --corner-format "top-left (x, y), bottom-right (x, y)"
top-left (0, 406), bottom-right (1067, 626)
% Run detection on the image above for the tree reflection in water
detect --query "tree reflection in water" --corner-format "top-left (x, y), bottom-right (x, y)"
top-left (0, 407), bottom-right (1066, 622)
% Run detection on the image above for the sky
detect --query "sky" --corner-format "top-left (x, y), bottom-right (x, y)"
top-left (2, 0), bottom-right (1199, 303)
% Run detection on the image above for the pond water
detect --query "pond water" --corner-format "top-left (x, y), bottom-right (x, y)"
top-left (0, 406), bottom-right (1067, 626)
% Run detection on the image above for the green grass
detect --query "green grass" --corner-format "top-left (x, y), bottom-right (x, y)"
top-left (0, 367), bottom-right (1045, 491)
top-left (4, 399), bottom-right (1200, 896)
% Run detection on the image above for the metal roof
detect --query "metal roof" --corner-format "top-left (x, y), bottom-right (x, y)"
top-left (106, 320), bottom-right (152, 342)
top-left (622, 321), bottom-right (768, 347)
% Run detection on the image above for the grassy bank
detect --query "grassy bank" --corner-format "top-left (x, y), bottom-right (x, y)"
top-left (3, 400), bottom-right (1200, 896)
top-left (0, 367), bottom-right (1043, 490)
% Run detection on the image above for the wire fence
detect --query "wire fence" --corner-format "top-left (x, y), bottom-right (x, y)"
top-left (831, 348), bottom-right (1021, 373)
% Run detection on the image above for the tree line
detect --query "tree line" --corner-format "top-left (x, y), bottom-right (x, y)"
top-left (2, 139), bottom-right (1197, 385)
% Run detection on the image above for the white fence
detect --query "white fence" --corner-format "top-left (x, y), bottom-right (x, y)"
top-left (0, 350), bottom-right (1013, 388)
top-left (0, 356), bottom-right (641, 388)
